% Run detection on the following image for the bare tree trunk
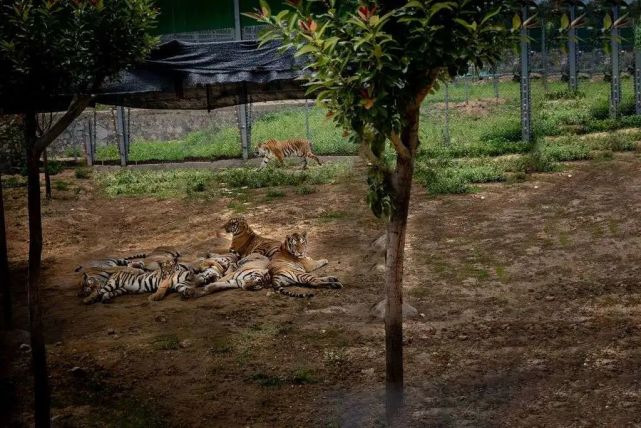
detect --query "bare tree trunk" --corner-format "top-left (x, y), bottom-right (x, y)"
top-left (385, 108), bottom-right (419, 422)
top-left (0, 172), bottom-right (12, 330)
top-left (24, 112), bottom-right (51, 428)
top-left (42, 150), bottom-right (51, 200)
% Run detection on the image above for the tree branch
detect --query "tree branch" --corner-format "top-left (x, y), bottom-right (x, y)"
top-left (389, 132), bottom-right (410, 160)
top-left (413, 68), bottom-right (443, 110)
top-left (359, 142), bottom-right (392, 173)
top-left (33, 95), bottom-right (94, 156)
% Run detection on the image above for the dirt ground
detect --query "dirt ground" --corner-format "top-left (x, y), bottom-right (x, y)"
top-left (3, 154), bottom-right (641, 427)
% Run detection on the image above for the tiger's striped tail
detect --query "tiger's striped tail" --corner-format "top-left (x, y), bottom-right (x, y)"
top-left (124, 253), bottom-right (147, 260)
top-left (272, 284), bottom-right (314, 298)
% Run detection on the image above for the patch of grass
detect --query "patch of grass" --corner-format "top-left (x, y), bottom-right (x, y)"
top-left (64, 146), bottom-right (83, 158)
top-left (265, 189), bottom-right (286, 199)
top-left (1, 175), bottom-right (27, 188)
top-left (96, 162), bottom-right (352, 198)
top-left (249, 372), bottom-right (283, 387)
top-left (151, 335), bottom-right (180, 351)
top-left (296, 185), bottom-right (316, 195)
top-left (46, 160), bottom-right (64, 175)
top-left (53, 180), bottom-right (70, 191)
top-left (495, 265), bottom-right (510, 283)
top-left (318, 210), bottom-right (349, 222)
top-left (74, 166), bottom-right (92, 179)
top-left (291, 368), bottom-right (318, 385)
top-left (209, 338), bottom-right (233, 354)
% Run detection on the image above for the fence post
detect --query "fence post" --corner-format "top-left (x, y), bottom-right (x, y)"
top-left (443, 83), bottom-right (450, 145)
top-left (305, 99), bottom-right (311, 141)
top-left (610, 5), bottom-right (621, 118)
top-left (493, 67), bottom-right (499, 99)
top-left (520, 5), bottom-right (532, 143)
top-left (541, 15), bottom-right (548, 92)
top-left (115, 106), bottom-right (128, 167)
top-left (84, 118), bottom-right (93, 166)
top-left (234, 0), bottom-right (251, 160)
top-left (568, 5), bottom-right (578, 93)
top-left (635, 21), bottom-right (641, 115)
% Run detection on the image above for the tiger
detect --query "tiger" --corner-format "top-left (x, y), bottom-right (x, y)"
top-left (74, 253), bottom-right (147, 273)
top-left (255, 138), bottom-right (322, 169)
top-left (223, 217), bottom-right (282, 258)
top-left (82, 258), bottom-right (211, 304)
top-left (77, 266), bottom-right (146, 299)
top-left (191, 254), bottom-right (271, 297)
top-left (268, 232), bottom-right (342, 298)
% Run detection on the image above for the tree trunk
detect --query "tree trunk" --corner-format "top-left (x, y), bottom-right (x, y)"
top-left (43, 150), bottom-right (51, 200)
top-left (384, 108), bottom-right (419, 422)
top-left (0, 172), bottom-right (12, 330)
top-left (24, 112), bottom-right (51, 428)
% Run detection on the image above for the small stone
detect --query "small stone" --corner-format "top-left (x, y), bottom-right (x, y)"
top-left (361, 368), bottom-right (375, 377)
top-left (179, 340), bottom-right (192, 349)
top-left (19, 343), bottom-right (31, 353)
top-left (107, 328), bottom-right (115, 335)
top-left (55, 341), bottom-right (63, 347)
top-left (155, 315), bottom-right (167, 323)
top-left (69, 367), bottom-right (85, 376)
top-left (480, 196), bottom-right (485, 200)
top-left (266, 291), bottom-right (274, 297)
top-left (544, 295), bottom-right (555, 301)
top-left (534, 185), bottom-right (539, 189)
top-left (320, 329), bottom-right (326, 334)
top-left (112, 334), bottom-right (120, 339)
top-left (457, 334), bottom-right (469, 341)
top-left (567, 174), bottom-right (572, 178)
top-left (419, 313), bottom-right (426, 318)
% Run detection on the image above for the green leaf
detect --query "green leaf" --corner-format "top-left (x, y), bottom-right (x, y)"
top-left (560, 13), bottom-right (569, 30)
top-left (603, 14), bottom-right (612, 30)
top-left (295, 44), bottom-right (318, 57)
top-left (512, 13), bottom-right (521, 31)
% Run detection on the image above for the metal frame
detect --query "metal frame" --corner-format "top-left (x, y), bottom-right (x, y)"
top-left (520, 5), bottom-right (532, 143)
top-left (610, 5), bottom-right (621, 118)
top-left (115, 106), bottom-right (129, 166)
top-left (233, 0), bottom-right (251, 160)
top-left (568, 4), bottom-right (578, 92)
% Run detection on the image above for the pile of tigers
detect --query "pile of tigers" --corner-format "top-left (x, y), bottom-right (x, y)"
top-left (76, 217), bottom-right (342, 304)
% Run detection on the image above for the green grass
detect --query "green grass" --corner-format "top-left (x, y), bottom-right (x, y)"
top-left (75, 166), bottom-right (92, 179)
top-left (96, 161), bottom-right (353, 198)
top-left (151, 335), bottom-right (180, 351)
top-left (93, 79), bottom-right (641, 196)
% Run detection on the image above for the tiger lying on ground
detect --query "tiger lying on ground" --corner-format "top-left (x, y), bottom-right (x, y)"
top-left (82, 258), bottom-right (213, 304)
top-left (255, 138), bottom-right (322, 169)
top-left (269, 232), bottom-right (342, 298)
top-left (77, 266), bottom-right (146, 299)
top-left (191, 254), bottom-right (271, 297)
top-left (74, 254), bottom-right (147, 273)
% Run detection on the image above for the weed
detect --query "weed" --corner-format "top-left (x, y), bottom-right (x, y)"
top-left (266, 189), bottom-right (286, 199)
top-left (291, 368), bottom-right (318, 385)
top-left (74, 166), bottom-right (92, 179)
top-left (249, 372), bottom-right (283, 387)
top-left (53, 180), bottom-right (70, 191)
top-left (296, 185), bottom-right (316, 195)
top-left (318, 210), bottom-right (348, 221)
top-left (151, 335), bottom-right (180, 351)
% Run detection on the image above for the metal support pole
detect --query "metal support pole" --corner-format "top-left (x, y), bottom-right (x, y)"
top-left (635, 49), bottom-right (641, 115)
top-left (233, 0), bottom-right (250, 160)
top-left (610, 6), bottom-right (621, 118)
top-left (84, 118), bottom-right (93, 166)
top-left (493, 67), bottom-right (499, 99)
top-left (464, 74), bottom-right (469, 104)
top-left (115, 106), bottom-right (128, 167)
top-left (568, 5), bottom-right (578, 92)
top-left (541, 15), bottom-right (548, 92)
top-left (305, 99), bottom-right (311, 141)
top-left (520, 6), bottom-right (532, 143)
top-left (444, 83), bottom-right (451, 145)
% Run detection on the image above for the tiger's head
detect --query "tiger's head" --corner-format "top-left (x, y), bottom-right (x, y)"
top-left (255, 139), bottom-right (275, 157)
top-left (78, 272), bottom-right (99, 297)
top-left (159, 258), bottom-right (180, 279)
top-left (224, 217), bottom-right (249, 236)
top-left (284, 232), bottom-right (308, 259)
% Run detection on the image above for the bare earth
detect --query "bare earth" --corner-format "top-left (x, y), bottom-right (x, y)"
top-left (4, 154), bottom-right (641, 427)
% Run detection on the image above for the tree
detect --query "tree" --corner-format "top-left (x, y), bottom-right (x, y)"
top-left (0, 1), bottom-right (157, 426)
top-left (250, 0), bottom-right (516, 420)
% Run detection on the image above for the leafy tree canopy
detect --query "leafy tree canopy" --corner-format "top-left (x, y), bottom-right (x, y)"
top-left (0, 0), bottom-right (158, 112)
top-left (251, 0), bottom-right (517, 218)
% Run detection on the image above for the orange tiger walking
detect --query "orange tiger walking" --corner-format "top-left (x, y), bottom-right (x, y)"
top-left (255, 138), bottom-right (322, 169)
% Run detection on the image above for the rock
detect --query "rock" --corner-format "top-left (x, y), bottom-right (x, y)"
top-left (305, 306), bottom-right (348, 315)
top-left (155, 315), bottom-right (167, 323)
top-left (544, 295), bottom-right (555, 301)
top-left (457, 334), bottom-right (469, 341)
top-left (55, 341), bottom-right (63, 347)
top-left (266, 291), bottom-right (274, 297)
top-left (370, 299), bottom-right (419, 320)
top-left (69, 367), bottom-right (85, 376)
top-left (375, 264), bottom-right (386, 273)
top-left (19, 343), bottom-right (31, 353)
top-left (419, 313), bottom-right (426, 318)
top-left (107, 328), bottom-right (115, 335)
top-left (179, 340), bottom-right (192, 349)
top-left (361, 368), bottom-right (375, 377)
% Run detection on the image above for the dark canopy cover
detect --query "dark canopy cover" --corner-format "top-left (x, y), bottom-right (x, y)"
top-left (97, 39), bottom-right (310, 109)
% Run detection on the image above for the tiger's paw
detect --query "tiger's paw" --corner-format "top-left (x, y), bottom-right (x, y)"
top-left (329, 281), bottom-right (343, 289)
top-left (324, 276), bottom-right (339, 283)
top-left (317, 259), bottom-right (329, 268)
top-left (148, 293), bottom-right (164, 302)
top-left (181, 288), bottom-right (195, 299)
